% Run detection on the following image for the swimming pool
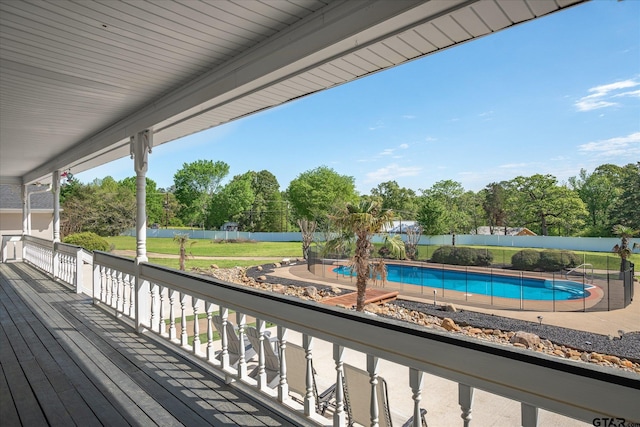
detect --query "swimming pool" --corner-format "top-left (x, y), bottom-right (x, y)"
top-left (333, 264), bottom-right (592, 301)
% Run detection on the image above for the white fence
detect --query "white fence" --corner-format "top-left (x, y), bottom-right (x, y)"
top-left (122, 229), bottom-right (637, 253)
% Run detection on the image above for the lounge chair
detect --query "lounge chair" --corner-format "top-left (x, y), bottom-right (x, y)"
top-left (285, 343), bottom-right (336, 415)
top-left (212, 315), bottom-right (256, 365)
top-left (246, 326), bottom-right (280, 385)
top-left (342, 363), bottom-right (427, 427)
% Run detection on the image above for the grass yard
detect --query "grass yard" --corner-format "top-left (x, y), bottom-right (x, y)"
top-left (106, 236), bottom-right (301, 258)
top-left (149, 258), bottom-right (277, 269)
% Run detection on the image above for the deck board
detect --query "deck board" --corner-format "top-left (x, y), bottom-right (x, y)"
top-left (321, 288), bottom-right (399, 308)
top-left (0, 262), bottom-right (296, 426)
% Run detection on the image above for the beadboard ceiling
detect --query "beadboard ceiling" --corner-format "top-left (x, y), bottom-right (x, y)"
top-left (0, 0), bottom-right (586, 185)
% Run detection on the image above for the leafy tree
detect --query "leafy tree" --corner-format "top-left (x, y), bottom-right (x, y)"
top-left (504, 174), bottom-right (587, 236)
top-left (370, 181), bottom-right (417, 219)
top-left (610, 162), bottom-right (640, 230)
top-left (419, 180), bottom-right (471, 239)
top-left (287, 166), bottom-right (357, 257)
top-left (174, 160), bottom-right (229, 228)
top-left (568, 168), bottom-right (618, 234)
top-left (119, 177), bottom-right (164, 225)
top-left (329, 200), bottom-right (404, 311)
top-left (286, 166), bottom-right (358, 223)
top-left (416, 197), bottom-right (447, 235)
top-left (481, 182), bottom-right (508, 234)
top-left (208, 173), bottom-right (255, 229)
top-left (60, 177), bottom-right (136, 237)
top-left (246, 170), bottom-right (283, 232)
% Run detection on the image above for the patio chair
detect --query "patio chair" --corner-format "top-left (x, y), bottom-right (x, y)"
top-left (246, 326), bottom-right (280, 386)
top-left (285, 343), bottom-right (336, 415)
top-left (342, 363), bottom-right (427, 427)
top-left (212, 315), bottom-right (256, 365)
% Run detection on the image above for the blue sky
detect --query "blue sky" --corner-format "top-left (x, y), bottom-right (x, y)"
top-left (77, 1), bottom-right (639, 194)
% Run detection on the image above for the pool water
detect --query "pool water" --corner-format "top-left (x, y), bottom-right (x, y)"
top-left (333, 264), bottom-right (591, 301)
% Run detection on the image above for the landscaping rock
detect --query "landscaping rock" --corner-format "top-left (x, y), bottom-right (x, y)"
top-left (510, 331), bottom-right (541, 348)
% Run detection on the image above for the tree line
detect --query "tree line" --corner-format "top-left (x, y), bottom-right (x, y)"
top-left (60, 160), bottom-right (639, 239)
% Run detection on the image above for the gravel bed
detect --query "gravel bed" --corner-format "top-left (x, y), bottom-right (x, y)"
top-left (247, 264), bottom-right (640, 363)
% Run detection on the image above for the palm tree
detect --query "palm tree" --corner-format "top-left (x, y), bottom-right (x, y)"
top-left (173, 233), bottom-right (195, 271)
top-left (330, 200), bottom-right (405, 311)
top-left (612, 224), bottom-right (639, 277)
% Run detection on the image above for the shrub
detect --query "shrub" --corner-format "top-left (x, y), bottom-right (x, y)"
top-left (431, 246), bottom-right (494, 266)
top-left (538, 250), bottom-right (580, 271)
top-left (511, 249), bottom-right (580, 272)
top-left (511, 250), bottom-right (540, 271)
top-left (431, 246), bottom-right (455, 264)
top-left (475, 250), bottom-right (494, 267)
top-left (63, 232), bottom-right (109, 252)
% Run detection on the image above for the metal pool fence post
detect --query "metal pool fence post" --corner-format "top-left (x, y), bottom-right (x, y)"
top-left (583, 278), bottom-right (586, 312)
top-left (465, 267), bottom-right (468, 302)
top-left (552, 273), bottom-right (556, 312)
top-left (441, 263), bottom-right (445, 298)
top-left (519, 271), bottom-right (523, 310)
top-left (490, 269), bottom-right (494, 306)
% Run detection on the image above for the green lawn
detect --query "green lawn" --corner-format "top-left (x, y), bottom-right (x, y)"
top-left (149, 258), bottom-right (278, 269)
top-left (106, 236), bottom-right (301, 257)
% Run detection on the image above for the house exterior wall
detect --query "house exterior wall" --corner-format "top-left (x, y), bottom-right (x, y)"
top-left (0, 211), bottom-right (53, 239)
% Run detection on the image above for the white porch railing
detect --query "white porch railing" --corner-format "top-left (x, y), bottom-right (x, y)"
top-left (7, 239), bottom-right (639, 426)
top-left (89, 251), bottom-right (639, 427)
top-left (10, 235), bottom-right (93, 294)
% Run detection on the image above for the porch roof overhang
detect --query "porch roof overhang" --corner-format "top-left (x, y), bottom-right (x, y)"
top-left (0, 0), bottom-right (586, 186)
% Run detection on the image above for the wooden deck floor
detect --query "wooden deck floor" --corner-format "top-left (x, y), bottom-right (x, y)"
top-left (0, 262), bottom-right (295, 426)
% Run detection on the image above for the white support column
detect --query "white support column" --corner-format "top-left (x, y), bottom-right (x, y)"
top-left (52, 170), bottom-right (61, 242)
top-left (256, 318), bottom-right (267, 390)
top-left (521, 403), bottom-right (538, 427)
top-left (21, 185), bottom-right (28, 260)
top-left (236, 312), bottom-right (247, 380)
top-left (131, 130), bottom-right (152, 332)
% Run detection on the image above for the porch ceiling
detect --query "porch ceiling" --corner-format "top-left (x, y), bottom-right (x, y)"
top-left (0, 0), bottom-right (586, 185)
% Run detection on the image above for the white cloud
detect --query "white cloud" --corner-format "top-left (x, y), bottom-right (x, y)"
top-left (575, 79), bottom-right (640, 111)
top-left (364, 163), bottom-right (422, 183)
top-left (402, 115), bottom-right (416, 119)
top-left (368, 121), bottom-right (385, 130)
top-left (578, 132), bottom-right (640, 157)
top-left (399, 143), bottom-right (409, 149)
top-left (425, 136), bottom-right (437, 142)
top-left (499, 163), bottom-right (529, 169)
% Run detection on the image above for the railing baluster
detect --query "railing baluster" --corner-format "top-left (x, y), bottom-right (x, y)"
top-left (303, 334), bottom-right (315, 416)
top-left (129, 273), bottom-right (136, 318)
top-left (410, 368), bottom-right (424, 427)
top-left (521, 403), bottom-right (538, 427)
top-left (219, 306), bottom-right (230, 370)
top-left (278, 326), bottom-right (288, 403)
top-left (459, 383), bottom-right (474, 427)
top-left (367, 354), bottom-right (380, 427)
top-left (206, 302), bottom-right (215, 362)
top-left (192, 297), bottom-right (200, 354)
top-left (158, 286), bottom-right (166, 335)
top-left (167, 289), bottom-right (176, 341)
top-left (149, 283), bottom-right (157, 331)
top-left (180, 293), bottom-right (188, 348)
top-left (115, 270), bottom-right (122, 316)
top-left (256, 318), bottom-right (266, 390)
top-left (236, 312), bottom-right (247, 380)
top-left (333, 344), bottom-right (345, 426)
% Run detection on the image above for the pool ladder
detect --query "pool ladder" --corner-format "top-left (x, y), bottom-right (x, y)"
top-left (564, 263), bottom-right (594, 284)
